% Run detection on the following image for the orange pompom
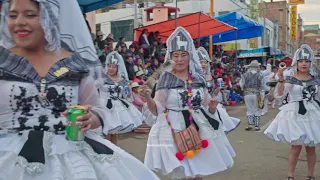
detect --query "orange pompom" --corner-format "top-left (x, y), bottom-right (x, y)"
top-left (195, 149), bottom-right (201, 154)
top-left (185, 150), bottom-right (194, 159)
top-left (176, 152), bottom-right (184, 161)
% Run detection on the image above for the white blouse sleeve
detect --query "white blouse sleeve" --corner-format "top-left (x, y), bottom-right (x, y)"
top-left (201, 88), bottom-right (221, 120)
top-left (142, 89), bottom-right (168, 126)
top-left (79, 75), bottom-right (105, 128)
top-left (274, 82), bottom-right (293, 99)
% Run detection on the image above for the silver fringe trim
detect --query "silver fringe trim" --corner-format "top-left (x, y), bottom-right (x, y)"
top-left (16, 156), bottom-right (45, 175)
top-left (82, 141), bottom-right (120, 162)
top-left (43, 131), bottom-right (54, 155)
top-left (15, 131), bottom-right (53, 175)
top-left (14, 131), bottom-right (119, 175)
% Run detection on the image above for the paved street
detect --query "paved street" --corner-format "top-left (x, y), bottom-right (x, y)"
top-left (118, 104), bottom-right (320, 180)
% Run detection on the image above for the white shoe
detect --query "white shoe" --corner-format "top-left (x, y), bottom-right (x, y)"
top-left (261, 112), bottom-right (266, 116)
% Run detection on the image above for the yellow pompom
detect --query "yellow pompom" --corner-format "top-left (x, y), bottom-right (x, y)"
top-left (187, 93), bottom-right (192, 96)
top-left (195, 149), bottom-right (201, 154)
top-left (185, 150), bottom-right (194, 159)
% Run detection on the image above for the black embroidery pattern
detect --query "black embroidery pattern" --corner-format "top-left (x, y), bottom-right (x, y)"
top-left (14, 86), bottom-right (36, 131)
top-left (46, 87), bottom-right (69, 118)
top-left (12, 85), bottom-right (70, 132)
top-left (108, 85), bottom-right (122, 100)
top-left (34, 115), bottom-right (50, 131)
top-left (179, 91), bottom-right (188, 108)
top-left (54, 121), bottom-right (66, 134)
top-left (14, 87), bottom-right (35, 117)
top-left (179, 90), bottom-right (202, 108)
top-left (192, 91), bottom-right (202, 107)
top-left (17, 117), bottom-right (32, 131)
top-left (302, 85), bottom-right (317, 101)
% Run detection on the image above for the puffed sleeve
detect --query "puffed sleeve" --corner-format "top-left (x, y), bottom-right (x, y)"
top-left (273, 82), bottom-right (293, 107)
top-left (142, 89), bottom-right (168, 126)
top-left (94, 66), bottom-right (104, 90)
top-left (273, 83), bottom-right (293, 99)
top-left (79, 75), bottom-right (105, 129)
top-left (201, 88), bottom-right (221, 120)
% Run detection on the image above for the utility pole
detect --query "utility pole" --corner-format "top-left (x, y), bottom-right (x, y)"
top-left (261, 0), bottom-right (266, 65)
top-left (134, 0), bottom-right (138, 28)
top-left (209, 0), bottom-right (214, 60)
top-left (175, 0), bottom-right (178, 28)
top-left (297, 14), bottom-right (303, 48)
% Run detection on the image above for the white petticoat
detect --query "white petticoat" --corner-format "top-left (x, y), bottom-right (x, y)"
top-left (102, 99), bottom-right (143, 134)
top-left (264, 101), bottom-right (320, 146)
top-left (0, 130), bottom-right (159, 180)
top-left (216, 104), bottom-right (241, 133)
top-left (144, 109), bottom-right (235, 179)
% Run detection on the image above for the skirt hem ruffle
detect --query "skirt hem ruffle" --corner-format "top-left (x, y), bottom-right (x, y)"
top-left (265, 132), bottom-right (318, 146)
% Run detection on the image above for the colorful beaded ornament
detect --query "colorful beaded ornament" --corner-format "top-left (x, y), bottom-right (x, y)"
top-left (164, 73), bottom-right (209, 161)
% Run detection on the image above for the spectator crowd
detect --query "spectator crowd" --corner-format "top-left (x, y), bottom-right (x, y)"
top-left (91, 30), bottom-right (275, 107)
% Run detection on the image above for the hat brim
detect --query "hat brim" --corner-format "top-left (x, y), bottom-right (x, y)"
top-left (266, 81), bottom-right (277, 87)
top-left (244, 64), bottom-right (260, 68)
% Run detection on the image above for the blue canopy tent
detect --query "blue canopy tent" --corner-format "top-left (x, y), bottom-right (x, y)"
top-left (211, 12), bottom-right (263, 43)
top-left (201, 12), bottom-right (263, 71)
top-left (78, 0), bottom-right (124, 13)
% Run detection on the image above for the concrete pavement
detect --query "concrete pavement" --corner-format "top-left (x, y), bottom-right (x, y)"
top-left (118, 104), bottom-right (320, 180)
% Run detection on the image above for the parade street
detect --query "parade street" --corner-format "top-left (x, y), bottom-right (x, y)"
top-left (118, 105), bottom-right (320, 180)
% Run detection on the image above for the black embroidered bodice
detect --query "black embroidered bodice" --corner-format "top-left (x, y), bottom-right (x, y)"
top-left (0, 46), bottom-right (90, 133)
top-left (156, 72), bottom-right (206, 109)
top-left (99, 74), bottom-right (130, 100)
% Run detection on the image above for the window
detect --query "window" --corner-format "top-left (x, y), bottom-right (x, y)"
top-left (111, 20), bottom-right (134, 41)
top-left (168, 12), bottom-right (176, 20)
top-left (147, 12), bottom-right (154, 21)
top-left (96, 24), bottom-right (101, 34)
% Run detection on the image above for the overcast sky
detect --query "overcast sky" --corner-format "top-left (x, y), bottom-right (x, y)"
top-left (263, 0), bottom-right (320, 26)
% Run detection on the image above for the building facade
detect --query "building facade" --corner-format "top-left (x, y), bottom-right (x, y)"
top-left (304, 25), bottom-right (320, 55)
top-left (258, 0), bottom-right (294, 54)
top-left (95, 0), bottom-right (277, 50)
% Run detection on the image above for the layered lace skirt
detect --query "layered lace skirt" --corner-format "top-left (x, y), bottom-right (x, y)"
top-left (0, 130), bottom-right (159, 180)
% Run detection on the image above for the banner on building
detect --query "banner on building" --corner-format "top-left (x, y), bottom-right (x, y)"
top-left (249, 0), bottom-right (258, 21)
top-left (249, 0), bottom-right (259, 48)
top-left (289, 0), bottom-right (305, 5)
top-left (290, 5), bottom-right (297, 40)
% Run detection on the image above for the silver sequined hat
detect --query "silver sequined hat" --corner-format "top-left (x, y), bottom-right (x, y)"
top-left (105, 51), bottom-right (129, 80)
top-left (163, 27), bottom-right (204, 79)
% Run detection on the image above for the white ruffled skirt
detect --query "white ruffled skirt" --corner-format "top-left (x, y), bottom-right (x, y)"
top-left (216, 104), bottom-right (241, 133)
top-left (264, 101), bottom-right (320, 146)
top-left (144, 109), bottom-right (235, 179)
top-left (0, 130), bottom-right (159, 180)
top-left (102, 99), bottom-right (143, 134)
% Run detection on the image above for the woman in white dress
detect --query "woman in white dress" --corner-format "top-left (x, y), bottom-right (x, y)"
top-left (98, 51), bottom-right (143, 144)
top-left (140, 27), bottom-right (235, 180)
top-left (0, 0), bottom-right (159, 179)
top-left (197, 47), bottom-right (240, 133)
top-left (264, 45), bottom-right (320, 180)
